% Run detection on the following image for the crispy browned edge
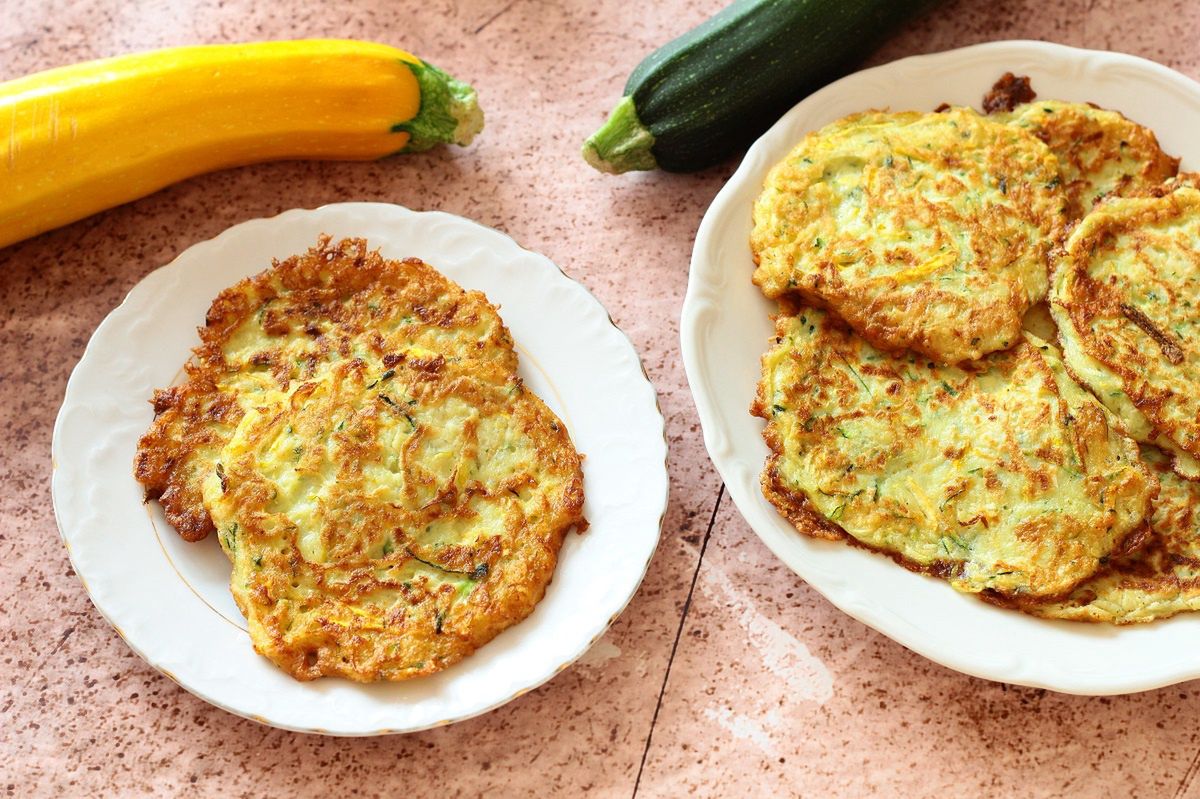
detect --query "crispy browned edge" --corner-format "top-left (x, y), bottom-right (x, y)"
top-left (133, 375), bottom-right (232, 541)
top-left (982, 72), bottom-right (1037, 114)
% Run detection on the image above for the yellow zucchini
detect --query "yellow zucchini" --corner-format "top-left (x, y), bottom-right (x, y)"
top-left (0, 39), bottom-right (483, 249)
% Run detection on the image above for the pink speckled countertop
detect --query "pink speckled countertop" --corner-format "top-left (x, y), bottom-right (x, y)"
top-left (4, 1), bottom-right (1200, 797)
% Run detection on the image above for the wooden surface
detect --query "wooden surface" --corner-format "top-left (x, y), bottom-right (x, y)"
top-left (3, 1), bottom-right (1200, 796)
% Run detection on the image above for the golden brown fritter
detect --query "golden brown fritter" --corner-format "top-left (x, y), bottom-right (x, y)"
top-left (1050, 175), bottom-right (1200, 480)
top-left (1019, 446), bottom-right (1200, 623)
top-left (135, 235), bottom-right (518, 540)
top-left (751, 107), bottom-right (1066, 365)
top-left (995, 100), bottom-right (1179, 220)
top-left (135, 236), bottom-right (585, 681)
top-left (753, 303), bottom-right (1156, 599)
top-left (204, 357), bottom-right (584, 681)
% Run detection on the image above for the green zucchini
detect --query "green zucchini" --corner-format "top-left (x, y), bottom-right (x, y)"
top-left (583, 0), bottom-right (941, 174)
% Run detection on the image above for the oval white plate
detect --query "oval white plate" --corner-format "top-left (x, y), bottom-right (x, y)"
top-left (682, 41), bottom-right (1200, 695)
top-left (52, 203), bottom-right (668, 733)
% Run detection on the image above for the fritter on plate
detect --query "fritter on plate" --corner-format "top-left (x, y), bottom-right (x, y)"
top-left (751, 107), bottom-right (1066, 365)
top-left (203, 358), bottom-right (584, 681)
top-left (135, 236), bottom-right (585, 681)
top-left (1021, 445), bottom-right (1200, 623)
top-left (994, 100), bottom-right (1179, 221)
top-left (136, 236), bottom-right (518, 541)
top-left (752, 304), bottom-right (1155, 599)
top-left (1050, 175), bottom-right (1200, 480)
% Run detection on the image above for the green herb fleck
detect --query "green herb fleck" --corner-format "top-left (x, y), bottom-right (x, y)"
top-left (837, 353), bottom-right (871, 395)
top-left (222, 522), bottom-right (238, 551)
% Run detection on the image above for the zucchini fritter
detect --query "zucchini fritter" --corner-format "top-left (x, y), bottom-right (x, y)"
top-left (1050, 176), bottom-right (1200, 480)
top-left (203, 358), bottom-right (583, 681)
top-left (751, 107), bottom-right (1066, 365)
top-left (995, 100), bottom-right (1179, 221)
top-left (135, 236), bottom-right (518, 541)
top-left (752, 305), bottom-right (1155, 599)
top-left (1023, 446), bottom-right (1200, 623)
top-left (135, 236), bottom-right (585, 681)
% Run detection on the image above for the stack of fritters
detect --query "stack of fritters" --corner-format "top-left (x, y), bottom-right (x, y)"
top-left (751, 87), bottom-right (1200, 622)
top-left (136, 236), bottom-right (585, 680)
top-left (1036, 175), bottom-right (1200, 622)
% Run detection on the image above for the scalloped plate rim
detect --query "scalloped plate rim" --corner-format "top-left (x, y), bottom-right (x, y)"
top-left (52, 202), bottom-right (668, 734)
top-left (682, 40), bottom-right (1200, 696)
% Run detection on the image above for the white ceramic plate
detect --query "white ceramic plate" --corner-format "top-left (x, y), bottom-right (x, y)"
top-left (52, 203), bottom-right (668, 733)
top-left (682, 41), bottom-right (1200, 695)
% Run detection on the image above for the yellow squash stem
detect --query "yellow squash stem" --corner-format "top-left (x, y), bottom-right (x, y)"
top-left (0, 39), bottom-right (484, 249)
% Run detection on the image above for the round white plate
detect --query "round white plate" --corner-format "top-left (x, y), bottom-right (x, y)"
top-left (52, 203), bottom-right (668, 733)
top-left (682, 40), bottom-right (1200, 695)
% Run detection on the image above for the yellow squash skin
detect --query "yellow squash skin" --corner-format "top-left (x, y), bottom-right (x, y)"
top-left (0, 40), bottom-right (481, 248)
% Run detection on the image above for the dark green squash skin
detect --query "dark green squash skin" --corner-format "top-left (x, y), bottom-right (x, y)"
top-left (627, 0), bottom-right (941, 172)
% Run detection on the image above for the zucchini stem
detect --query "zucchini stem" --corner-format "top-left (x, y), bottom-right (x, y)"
top-left (582, 96), bottom-right (657, 174)
top-left (394, 60), bottom-right (484, 152)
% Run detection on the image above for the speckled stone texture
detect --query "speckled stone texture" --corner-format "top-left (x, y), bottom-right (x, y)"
top-left (2, 0), bottom-right (1199, 797)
